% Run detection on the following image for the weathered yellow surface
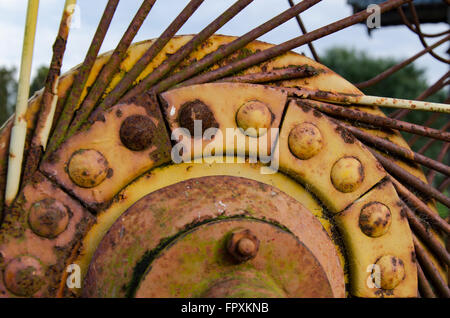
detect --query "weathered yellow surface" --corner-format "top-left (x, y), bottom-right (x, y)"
top-left (275, 100), bottom-right (386, 213)
top-left (161, 83), bottom-right (286, 162)
top-left (0, 172), bottom-right (93, 297)
top-left (335, 180), bottom-right (417, 297)
top-left (100, 34), bottom-right (361, 98)
top-left (40, 98), bottom-right (171, 209)
top-left (74, 159), bottom-right (347, 296)
top-left (0, 34), bottom-right (439, 298)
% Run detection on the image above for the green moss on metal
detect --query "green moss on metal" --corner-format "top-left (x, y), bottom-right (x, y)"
top-left (125, 214), bottom-right (293, 297)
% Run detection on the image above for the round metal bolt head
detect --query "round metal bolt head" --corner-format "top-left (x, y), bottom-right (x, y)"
top-left (331, 156), bottom-right (364, 193)
top-left (359, 202), bottom-right (391, 237)
top-left (236, 101), bottom-right (272, 137)
top-left (178, 100), bottom-right (218, 138)
top-left (375, 255), bottom-right (405, 290)
top-left (120, 115), bottom-right (156, 151)
top-left (237, 238), bottom-right (256, 256)
top-left (4, 256), bottom-right (44, 297)
top-left (28, 198), bottom-right (69, 238)
top-left (288, 123), bottom-right (323, 160)
top-left (68, 149), bottom-right (109, 188)
top-left (227, 229), bottom-right (260, 262)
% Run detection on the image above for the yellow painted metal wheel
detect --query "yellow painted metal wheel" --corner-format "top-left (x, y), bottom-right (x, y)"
top-left (0, 35), bottom-right (445, 298)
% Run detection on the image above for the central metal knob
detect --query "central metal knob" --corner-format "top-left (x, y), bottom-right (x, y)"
top-left (237, 238), bottom-right (256, 256)
top-left (227, 229), bottom-right (260, 262)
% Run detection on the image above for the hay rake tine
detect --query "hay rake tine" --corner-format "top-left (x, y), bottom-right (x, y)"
top-left (406, 2), bottom-right (450, 64)
top-left (285, 86), bottom-right (450, 114)
top-left (178, 0), bottom-right (411, 87)
top-left (22, 0), bottom-right (77, 185)
top-left (401, 200), bottom-right (450, 267)
top-left (341, 124), bottom-right (450, 178)
top-left (215, 66), bottom-right (318, 84)
top-left (5, 0), bottom-right (39, 206)
top-left (92, 0), bottom-right (205, 116)
top-left (66, 0), bottom-right (158, 139)
top-left (438, 177), bottom-right (449, 192)
top-left (413, 235), bottom-right (450, 298)
top-left (417, 263), bottom-right (436, 298)
top-left (408, 113), bottom-right (441, 147)
top-left (287, 0), bottom-right (320, 63)
top-left (427, 143), bottom-right (449, 184)
top-left (397, 5), bottom-right (450, 38)
top-left (334, 120), bottom-right (450, 235)
top-left (392, 70), bottom-right (450, 120)
top-left (119, 0), bottom-right (254, 103)
top-left (418, 122), bottom-right (450, 154)
top-left (390, 177), bottom-right (450, 235)
top-left (45, 0), bottom-right (120, 159)
top-left (369, 149), bottom-right (450, 208)
top-left (293, 98), bottom-right (450, 142)
top-left (356, 35), bottom-right (450, 90)
top-left (149, 0), bottom-right (322, 94)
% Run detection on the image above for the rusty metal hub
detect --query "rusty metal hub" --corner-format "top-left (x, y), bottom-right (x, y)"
top-left (83, 175), bottom-right (345, 298)
top-left (134, 219), bottom-right (334, 298)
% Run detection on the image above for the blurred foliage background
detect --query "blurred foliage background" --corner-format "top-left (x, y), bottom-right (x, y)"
top-left (0, 65), bottom-right (48, 125)
top-left (0, 47), bottom-right (448, 215)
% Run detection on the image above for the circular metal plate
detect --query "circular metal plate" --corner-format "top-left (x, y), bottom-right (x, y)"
top-left (135, 219), bottom-right (334, 298)
top-left (83, 175), bottom-right (345, 297)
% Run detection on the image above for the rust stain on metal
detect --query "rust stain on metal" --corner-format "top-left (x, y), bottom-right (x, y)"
top-left (134, 219), bottom-right (334, 298)
top-left (178, 100), bottom-right (219, 137)
top-left (83, 176), bottom-right (344, 298)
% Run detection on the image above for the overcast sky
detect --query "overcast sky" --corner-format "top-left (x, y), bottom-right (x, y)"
top-left (0, 0), bottom-right (448, 85)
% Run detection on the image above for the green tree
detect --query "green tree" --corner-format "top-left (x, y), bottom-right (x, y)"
top-left (0, 65), bottom-right (49, 127)
top-left (29, 65), bottom-right (49, 98)
top-left (0, 66), bottom-right (17, 126)
top-left (321, 47), bottom-right (445, 102)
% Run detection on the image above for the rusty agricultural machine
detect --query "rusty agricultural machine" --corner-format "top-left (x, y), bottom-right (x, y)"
top-left (0, 0), bottom-right (449, 298)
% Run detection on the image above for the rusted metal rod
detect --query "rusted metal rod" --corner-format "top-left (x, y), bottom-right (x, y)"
top-left (369, 149), bottom-right (450, 208)
top-left (23, 0), bottom-right (76, 184)
top-left (418, 122), bottom-right (450, 154)
top-left (438, 177), bottom-right (449, 192)
top-left (413, 235), bottom-right (450, 298)
top-left (120, 0), bottom-right (254, 103)
top-left (294, 98), bottom-right (450, 142)
top-left (407, 3), bottom-right (450, 64)
top-left (417, 263), bottom-right (437, 298)
top-left (418, 139), bottom-right (438, 155)
top-left (427, 143), bottom-right (449, 184)
top-left (215, 66), bottom-right (317, 84)
top-left (352, 94), bottom-right (449, 113)
top-left (45, 0), bottom-right (120, 159)
top-left (96, 0), bottom-right (205, 113)
top-left (392, 70), bottom-right (450, 120)
top-left (149, 0), bottom-right (322, 94)
top-left (390, 177), bottom-right (450, 235)
top-left (408, 113), bottom-right (440, 147)
top-left (342, 124), bottom-right (450, 177)
top-left (397, 5), bottom-right (450, 38)
top-left (289, 87), bottom-right (450, 114)
top-left (356, 35), bottom-right (450, 89)
top-left (66, 0), bottom-right (157, 138)
top-left (401, 199), bottom-right (450, 267)
top-left (179, 0), bottom-right (411, 87)
top-left (287, 0), bottom-right (320, 62)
